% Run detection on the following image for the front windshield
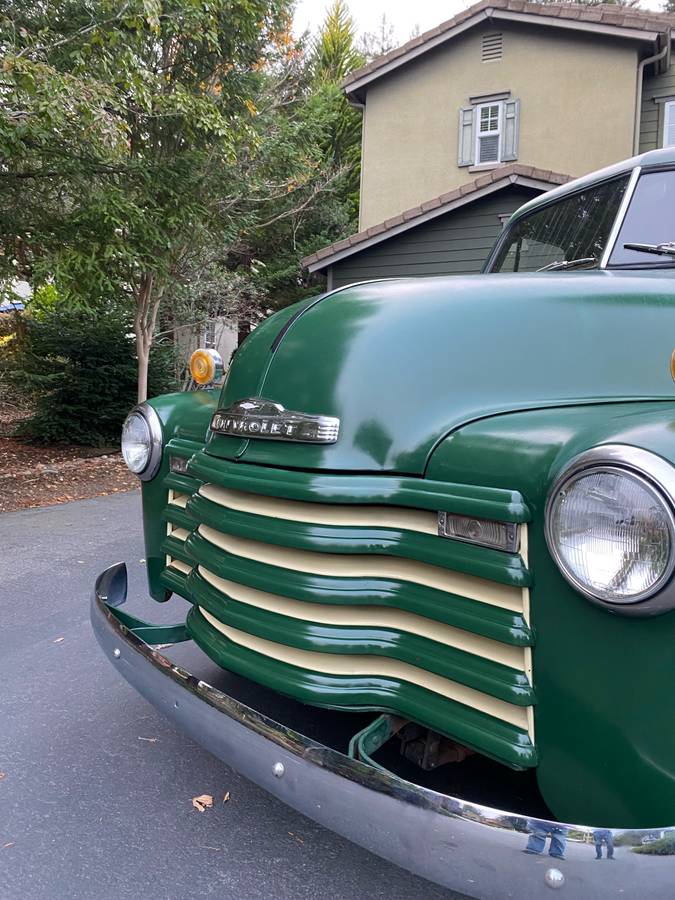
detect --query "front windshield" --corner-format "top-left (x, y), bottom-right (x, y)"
top-left (609, 169), bottom-right (675, 267)
top-left (489, 175), bottom-right (629, 273)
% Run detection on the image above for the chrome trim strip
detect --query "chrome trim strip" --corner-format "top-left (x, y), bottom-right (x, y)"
top-left (126, 402), bottom-right (164, 482)
top-left (210, 398), bottom-right (339, 444)
top-left (92, 565), bottom-right (675, 899)
top-left (545, 444), bottom-right (675, 615)
top-left (600, 166), bottom-right (641, 268)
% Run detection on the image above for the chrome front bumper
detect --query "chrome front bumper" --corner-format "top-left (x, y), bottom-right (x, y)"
top-left (92, 564), bottom-right (675, 899)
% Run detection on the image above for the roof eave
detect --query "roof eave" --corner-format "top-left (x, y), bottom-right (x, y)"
top-left (304, 173), bottom-right (564, 273)
top-left (344, 8), bottom-right (665, 103)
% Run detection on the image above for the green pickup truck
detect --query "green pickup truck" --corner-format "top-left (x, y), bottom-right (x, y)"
top-left (94, 146), bottom-right (675, 898)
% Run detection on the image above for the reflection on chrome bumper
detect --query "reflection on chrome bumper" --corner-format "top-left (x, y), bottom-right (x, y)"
top-left (92, 563), bottom-right (675, 899)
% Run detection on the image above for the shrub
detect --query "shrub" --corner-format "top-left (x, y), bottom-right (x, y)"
top-left (0, 308), bottom-right (30, 425)
top-left (11, 307), bottom-right (174, 445)
top-left (633, 836), bottom-right (675, 855)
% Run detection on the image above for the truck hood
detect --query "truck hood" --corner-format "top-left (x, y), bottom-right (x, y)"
top-left (206, 271), bottom-right (675, 474)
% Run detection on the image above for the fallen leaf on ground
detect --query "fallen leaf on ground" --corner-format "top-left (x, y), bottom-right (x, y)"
top-left (0, 433), bottom-right (138, 514)
top-left (192, 794), bottom-right (214, 812)
top-left (138, 736), bottom-right (158, 743)
top-left (222, 792), bottom-right (230, 804)
top-left (52, 637), bottom-right (65, 644)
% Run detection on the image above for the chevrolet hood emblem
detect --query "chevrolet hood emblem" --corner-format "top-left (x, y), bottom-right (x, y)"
top-left (210, 398), bottom-right (340, 444)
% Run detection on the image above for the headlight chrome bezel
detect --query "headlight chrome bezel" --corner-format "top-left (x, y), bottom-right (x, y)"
top-left (545, 444), bottom-right (675, 616)
top-left (121, 402), bottom-right (163, 482)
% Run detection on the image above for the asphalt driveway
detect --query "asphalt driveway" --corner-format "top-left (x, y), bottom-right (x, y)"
top-left (0, 492), bottom-right (461, 900)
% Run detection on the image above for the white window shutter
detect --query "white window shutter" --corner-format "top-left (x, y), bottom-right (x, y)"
top-left (458, 106), bottom-right (475, 167)
top-left (664, 101), bottom-right (675, 148)
top-left (502, 98), bottom-right (520, 161)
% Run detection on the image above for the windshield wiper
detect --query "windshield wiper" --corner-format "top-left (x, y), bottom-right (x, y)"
top-left (623, 241), bottom-right (675, 257)
top-left (537, 257), bottom-right (597, 272)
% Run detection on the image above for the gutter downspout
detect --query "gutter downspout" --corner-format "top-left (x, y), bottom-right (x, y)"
top-left (634, 31), bottom-right (671, 156)
top-left (348, 98), bottom-right (366, 232)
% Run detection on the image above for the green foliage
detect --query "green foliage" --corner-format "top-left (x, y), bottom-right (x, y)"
top-left (613, 830), bottom-right (645, 847)
top-left (312, 0), bottom-right (363, 81)
top-left (29, 283), bottom-right (59, 318)
top-left (242, 1), bottom-right (365, 305)
top-left (0, 0), bottom-right (366, 408)
top-left (633, 835), bottom-right (675, 855)
top-left (11, 307), bottom-right (174, 445)
top-left (0, 0), bottom-right (316, 399)
top-left (311, 1), bottom-right (364, 212)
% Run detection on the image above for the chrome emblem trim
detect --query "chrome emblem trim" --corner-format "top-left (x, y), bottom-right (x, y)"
top-left (210, 398), bottom-right (340, 444)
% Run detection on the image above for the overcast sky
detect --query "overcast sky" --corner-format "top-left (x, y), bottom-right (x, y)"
top-left (293, 0), bottom-right (665, 44)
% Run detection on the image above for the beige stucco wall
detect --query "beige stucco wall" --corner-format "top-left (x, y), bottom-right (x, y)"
top-left (359, 23), bottom-right (639, 229)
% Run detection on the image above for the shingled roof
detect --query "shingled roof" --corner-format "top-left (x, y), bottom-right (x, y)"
top-left (302, 164), bottom-right (571, 273)
top-left (344, 0), bottom-right (674, 103)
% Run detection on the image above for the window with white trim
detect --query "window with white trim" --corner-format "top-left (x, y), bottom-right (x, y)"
top-left (664, 101), bottom-right (675, 148)
top-left (476, 102), bottom-right (502, 164)
top-left (458, 97), bottom-right (520, 167)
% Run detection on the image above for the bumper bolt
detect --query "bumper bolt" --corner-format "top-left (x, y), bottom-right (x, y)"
top-left (545, 868), bottom-right (564, 889)
top-left (272, 762), bottom-right (285, 778)
top-left (113, 648), bottom-right (121, 659)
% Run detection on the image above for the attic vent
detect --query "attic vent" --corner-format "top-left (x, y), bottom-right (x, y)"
top-left (482, 33), bottom-right (503, 62)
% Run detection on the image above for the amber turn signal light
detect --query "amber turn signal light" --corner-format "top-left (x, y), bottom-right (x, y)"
top-left (190, 348), bottom-right (224, 386)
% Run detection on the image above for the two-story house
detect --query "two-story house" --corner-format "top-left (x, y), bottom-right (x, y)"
top-left (302, 0), bottom-right (675, 288)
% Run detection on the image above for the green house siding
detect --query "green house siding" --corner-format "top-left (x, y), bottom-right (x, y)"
top-left (640, 62), bottom-right (675, 154)
top-left (330, 187), bottom-right (540, 289)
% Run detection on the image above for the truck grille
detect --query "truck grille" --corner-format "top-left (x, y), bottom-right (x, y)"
top-left (160, 449), bottom-right (536, 769)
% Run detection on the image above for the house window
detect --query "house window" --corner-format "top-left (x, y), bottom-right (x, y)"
top-left (201, 319), bottom-right (216, 349)
top-left (458, 97), bottom-right (520, 167)
top-left (664, 101), bottom-right (675, 148)
top-left (476, 102), bottom-right (502, 164)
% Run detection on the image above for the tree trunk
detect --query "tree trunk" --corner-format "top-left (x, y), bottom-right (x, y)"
top-left (136, 338), bottom-right (150, 404)
top-left (133, 272), bottom-right (162, 404)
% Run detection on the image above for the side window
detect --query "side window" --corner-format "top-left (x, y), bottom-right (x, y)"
top-left (609, 170), bottom-right (675, 266)
top-left (458, 98), bottom-right (520, 167)
top-left (664, 101), bottom-right (675, 149)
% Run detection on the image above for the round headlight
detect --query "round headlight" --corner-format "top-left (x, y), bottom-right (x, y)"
top-left (546, 448), bottom-right (675, 610)
top-left (121, 404), bottom-right (163, 481)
